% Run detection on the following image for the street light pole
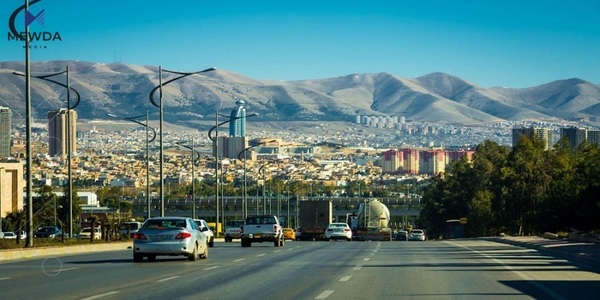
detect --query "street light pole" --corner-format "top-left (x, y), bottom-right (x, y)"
top-left (176, 139), bottom-right (200, 219)
top-left (237, 140), bottom-right (274, 219)
top-left (208, 113), bottom-right (258, 228)
top-left (14, 66), bottom-right (81, 240)
top-left (149, 66), bottom-right (215, 217)
top-left (107, 112), bottom-right (156, 220)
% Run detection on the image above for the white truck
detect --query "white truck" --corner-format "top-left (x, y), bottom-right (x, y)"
top-left (240, 215), bottom-right (284, 247)
top-left (349, 199), bottom-right (393, 241)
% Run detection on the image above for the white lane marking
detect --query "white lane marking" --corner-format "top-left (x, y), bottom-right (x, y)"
top-left (363, 258), bottom-right (370, 261)
top-left (233, 258), bottom-right (245, 262)
top-left (81, 291), bottom-right (119, 300)
top-left (204, 266), bottom-right (219, 270)
top-left (354, 265), bottom-right (363, 270)
top-left (157, 276), bottom-right (180, 283)
top-left (0, 277), bottom-right (11, 281)
top-left (339, 276), bottom-right (351, 282)
top-left (446, 241), bottom-right (566, 300)
top-left (257, 253), bottom-right (266, 257)
top-left (274, 250), bottom-right (282, 252)
top-left (315, 290), bottom-right (335, 299)
top-left (60, 267), bottom-right (78, 271)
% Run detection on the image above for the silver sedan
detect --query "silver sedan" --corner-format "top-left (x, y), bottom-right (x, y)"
top-left (133, 217), bottom-right (208, 262)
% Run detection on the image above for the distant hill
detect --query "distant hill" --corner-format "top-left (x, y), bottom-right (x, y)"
top-left (1, 60), bottom-right (598, 126)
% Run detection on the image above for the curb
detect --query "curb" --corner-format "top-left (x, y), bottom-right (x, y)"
top-left (0, 241), bottom-right (132, 261)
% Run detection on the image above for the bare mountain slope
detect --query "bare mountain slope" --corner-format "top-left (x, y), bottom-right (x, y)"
top-left (0, 60), bottom-right (598, 125)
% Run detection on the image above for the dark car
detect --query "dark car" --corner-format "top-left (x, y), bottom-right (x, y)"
top-left (33, 226), bottom-right (63, 238)
top-left (394, 230), bottom-right (408, 241)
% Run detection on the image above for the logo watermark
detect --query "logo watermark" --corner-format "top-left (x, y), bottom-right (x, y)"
top-left (7, 0), bottom-right (62, 48)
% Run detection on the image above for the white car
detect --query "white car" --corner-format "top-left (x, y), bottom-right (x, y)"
top-left (133, 217), bottom-right (208, 262)
top-left (409, 229), bottom-right (426, 241)
top-left (324, 223), bottom-right (352, 241)
top-left (193, 219), bottom-right (214, 247)
top-left (77, 227), bottom-right (103, 240)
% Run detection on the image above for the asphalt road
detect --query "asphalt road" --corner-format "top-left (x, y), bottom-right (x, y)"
top-left (1, 239), bottom-right (599, 300)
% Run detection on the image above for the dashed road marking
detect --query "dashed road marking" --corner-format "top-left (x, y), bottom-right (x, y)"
top-left (233, 258), bottom-right (245, 262)
top-left (257, 253), bottom-right (266, 257)
top-left (363, 258), bottom-right (370, 261)
top-left (157, 276), bottom-right (180, 282)
top-left (339, 276), bottom-right (351, 282)
top-left (204, 266), bottom-right (219, 270)
top-left (354, 265), bottom-right (363, 270)
top-left (315, 290), bottom-right (335, 299)
top-left (81, 291), bottom-right (119, 300)
top-left (0, 277), bottom-right (10, 281)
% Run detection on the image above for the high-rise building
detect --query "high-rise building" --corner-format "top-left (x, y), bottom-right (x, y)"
top-left (48, 108), bottom-right (77, 157)
top-left (587, 130), bottom-right (600, 146)
top-left (380, 149), bottom-right (403, 174)
top-left (512, 127), bottom-right (554, 150)
top-left (229, 99), bottom-right (246, 137)
top-left (560, 127), bottom-right (587, 150)
top-left (0, 107), bottom-right (11, 158)
top-left (419, 149), bottom-right (446, 175)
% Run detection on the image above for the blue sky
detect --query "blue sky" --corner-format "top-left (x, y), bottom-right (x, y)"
top-left (2, 0), bottom-right (599, 88)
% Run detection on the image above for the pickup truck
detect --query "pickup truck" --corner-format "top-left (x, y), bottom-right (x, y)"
top-left (224, 220), bottom-right (244, 242)
top-left (240, 215), bottom-right (284, 247)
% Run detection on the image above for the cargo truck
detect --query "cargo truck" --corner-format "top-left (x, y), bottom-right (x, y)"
top-left (296, 201), bottom-right (333, 241)
top-left (348, 199), bottom-right (392, 241)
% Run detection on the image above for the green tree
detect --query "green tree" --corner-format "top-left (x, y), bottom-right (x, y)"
top-left (5, 210), bottom-right (26, 245)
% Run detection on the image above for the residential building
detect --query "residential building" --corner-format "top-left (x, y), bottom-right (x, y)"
top-left (0, 107), bottom-right (10, 158)
top-left (419, 149), bottom-right (445, 175)
top-left (48, 108), bottom-right (77, 157)
top-left (560, 127), bottom-right (587, 150)
top-left (512, 127), bottom-right (554, 150)
top-left (0, 163), bottom-right (24, 219)
top-left (380, 149), bottom-right (403, 174)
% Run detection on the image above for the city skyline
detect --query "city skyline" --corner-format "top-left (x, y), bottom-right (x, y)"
top-left (1, 1), bottom-right (599, 88)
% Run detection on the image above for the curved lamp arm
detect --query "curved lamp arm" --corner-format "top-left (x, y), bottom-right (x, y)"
top-left (149, 67), bottom-right (216, 108)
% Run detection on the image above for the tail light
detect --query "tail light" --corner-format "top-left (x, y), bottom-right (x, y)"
top-left (344, 228), bottom-right (351, 232)
top-left (176, 232), bottom-right (192, 239)
top-left (133, 233), bottom-right (147, 240)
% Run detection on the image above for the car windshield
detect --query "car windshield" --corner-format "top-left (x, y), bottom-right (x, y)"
top-left (412, 230), bottom-right (423, 234)
top-left (329, 223), bottom-right (347, 228)
top-left (226, 221), bottom-right (244, 228)
top-left (37, 227), bottom-right (54, 232)
top-left (81, 228), bottom-right (91, 233)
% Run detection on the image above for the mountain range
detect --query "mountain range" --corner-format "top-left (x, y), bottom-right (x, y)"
top-left (1, 60), bottom-right (599, 126)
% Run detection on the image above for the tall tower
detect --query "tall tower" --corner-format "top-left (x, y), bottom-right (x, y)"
top-left (0, 107), bottom-right (11, 158)
top-left (48, 108), bottom-right (77, 157)
top-left (512, 127), bottom-right (554, 150)
top-left (560, 127), bottom-right (587, 150)
top-left (229, 99), bottom-right (246, 137)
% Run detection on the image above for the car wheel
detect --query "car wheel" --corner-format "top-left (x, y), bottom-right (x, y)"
top-left (188, 244), bottom-right (198, 261)
top-left (208, 237), bottom-right (214, 247)
top-left (200, 245), bottom-right (208, 259)
top-left (133, 253), bottom-right (143, 262)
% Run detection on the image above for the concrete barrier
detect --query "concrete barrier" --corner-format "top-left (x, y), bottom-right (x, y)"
top-left (0, 241), bottom-right (132, 261)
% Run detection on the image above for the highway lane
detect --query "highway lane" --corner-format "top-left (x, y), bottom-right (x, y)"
top-left (1, 239), bottom-right (599, 299)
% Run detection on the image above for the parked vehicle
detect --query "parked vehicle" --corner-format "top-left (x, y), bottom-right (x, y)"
top-left (409, 229), bottom-right (426, 241)
top-left (76, 227), bottom-right (102, 240)
top-left (193, 219), bottom-right (214, 247)
top-left (348, 199), bottom-right (392, 241)
top-left (240, 215), bottom-right (284, 247)
top-left (324, 223), bottom-right (352, 241)
top-left (119, 221), bottom-right (142, 238)
top-left (132, 217), bottom-right (208, 262)
top-left (224, 220), bottom-right (244, 242)
top-left (2, 232), bottom-right (14, 239)
top-left (296, 201), bottom-right (332, 241)
top-left (282, 228), bottom-right (296, 241)
top-left (33, 226), bottom-right (63, 238)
